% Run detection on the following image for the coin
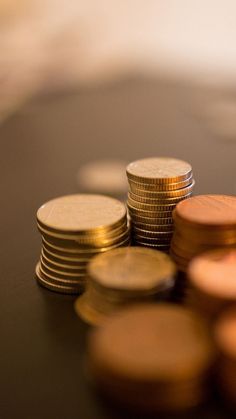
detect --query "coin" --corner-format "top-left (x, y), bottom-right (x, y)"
top-left (88, 247), bottom-right (176, 292)
top-left (128, 176), bottom-right (193, 191)
top-left (132, 223), bottom-right (173, 232)
top-left (126, 158), bottom-right (192, 184)
top-left (41, 251), bottom-right (87, 272)
top-left (40, 256), bottom-right (87, 277)
top-left (128, 195), bottom-right (177, 211)
top-left (187, 249), bottom-right (236, 318)
top-left (129, 191), bottom-right (193, 205)
top-left (129, 180), bottom-right (195, 198)
top-left (35, 263), bottom-right (84, 294)
top-left (37, 194), bottom-right (127, 234)
top-left (42, 235), bottom-right (130, 254)
top-left (39, 226), bottom-right (130, 249)
top-left (129, 214), bottom-right (173, 225)
top-left (127, 203), bottom-right (173, 218)
top-left (174, 195), bottom-right (236, 228)
top-left (87, 304), bottom-right (214, 411)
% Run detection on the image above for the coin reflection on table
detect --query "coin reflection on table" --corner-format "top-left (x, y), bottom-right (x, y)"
top-left (35, 194), bottom-right (130, 294)
top-left (75, 247), bottom-right (176, 325)
top-left (87, 303), bottom-right (215, 412)
top-left (214, 305), bottom-right (236, 405)
top-left (187, 249), bottom-right (236, 319)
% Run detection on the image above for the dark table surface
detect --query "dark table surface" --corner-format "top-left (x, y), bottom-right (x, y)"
top-left (1, 77), bottom-right (235, 419)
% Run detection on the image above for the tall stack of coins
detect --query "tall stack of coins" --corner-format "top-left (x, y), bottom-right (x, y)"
top-left (126, 158), bottom-right (194, 250)
top-left (36, 194), bottom-right (130, 294)
top-left (75, 247), bottom-right (176, 325)
top-left (87, 304), bottom-right (215, 412)
top-left (214, 305), bottom-right (236, 405)
top-left (187, 249), bottom-right (236, 320)
top-left (170, 195), bottom-right (236, 272)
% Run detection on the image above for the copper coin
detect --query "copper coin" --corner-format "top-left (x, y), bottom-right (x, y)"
top-left (88, 303), bottom-right (214, 386)
top-left (174, 195), bottom-right (236, 227)
top-left (188, 249), bottom-right (236, 300)
top-left (214, 305), bottom-right (236, 358)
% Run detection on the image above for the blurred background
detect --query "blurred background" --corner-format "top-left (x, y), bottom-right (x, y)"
top-left (1, 0), bottom-right (236, 193)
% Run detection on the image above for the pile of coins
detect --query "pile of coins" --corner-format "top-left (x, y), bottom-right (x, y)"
top-left (88, 304), bottom-right (215, 412)
top-left (170, 195), bottom-right (236, 272)
top-left (187, 249), bottom-right (236, 320)
top-left (35, 194), bottom-right (130, 294)
top-left (126, 157), bottom-right (194, 251)
top-left (75, 247), bottom-right (176, 325)
top-left (214, 305), bottom-right (236, 405)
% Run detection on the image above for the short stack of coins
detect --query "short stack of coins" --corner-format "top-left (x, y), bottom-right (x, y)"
top-left (126, 157), bottom-right (194, 251)
top-left (170, 195), bottom-right (236, 272)
top-left (87, 304), bottom-right (215, 412)
top-left (36, 194), bottom-right (130, 294)
top-left (75, 247), bottom-right (176, 325)
top-left (214, 305), bottom-right (236, 406)
top-left (187, 249), bottom-right (236, 321)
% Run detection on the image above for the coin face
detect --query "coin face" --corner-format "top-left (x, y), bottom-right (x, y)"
top-left (175, 195), bottom-right (236, 227)
top-left (188, 249), bottom-right (236, 299)
top-left (88, 247), bottom-right (176, 291)
top-left (126, 158), bottom-right (192, 184)
top-left (88, 304), bottom-right (214, 381)
top-left (214, 305), bottom-right (236, 358)
top-left (37, 194), bottom-right (127, 233)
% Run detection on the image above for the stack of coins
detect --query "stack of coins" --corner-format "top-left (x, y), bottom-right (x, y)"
top-left (126, 158), bottom-right (194, 251)
top-left (187, 249), bottom-right (236, 320)
top-left (214, 305), bottom-right (236, 405)
top-left (170, 195), bottom-right (236, 272)
top-left (75, 247), bottom-right (176, 325)
top-left (87, 304), bottom-right (215, 412)
top-left (36, 194), bottom-right (130, 294)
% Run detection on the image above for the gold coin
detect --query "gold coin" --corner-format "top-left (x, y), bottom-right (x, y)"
top-left (127, 197), bottom-right (176, 212)
top-left (132, 227), bottom-right (173, 238)
top-left (37, 218), bottom-right (128, 239)
top-left (88, 247), bottom-right (176, 291)
top-left (132, 222), bottom-right (173, 232)
top-left (128, 176), bottom-right (193, 191)
top-left (41, 254), bottom-right (87, 275)
top-left (126, 158), bottom-right (192, 184)
top-left (128, 204), bottom-right (173, 219)
top-left (41, 248), bottom-right (88, 273)
top-left (42, 243), bottom-right (93, 263)
top-left (37, 194), bottom-right (127, 234)
top-left (40, 227), bottom-right (130, 249)
top-left (40, 260), bottom-right (86, 281)
top-left (129, 191), bottom-right (192, 205)
top-left (41, 248), bottom-right (89, 269)
top-left (42, 235), bottom-right (130, 254)
top-left (74, 293), bottom-right (106, 326)
top-left (35, 263), bottom-right (84, 294)
top-left (129, 213), bottom-right (173, 225)
top-left (129, 181), bottom-right (195, 198)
